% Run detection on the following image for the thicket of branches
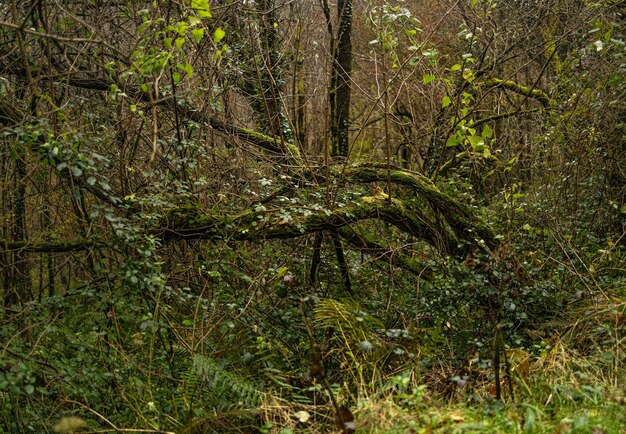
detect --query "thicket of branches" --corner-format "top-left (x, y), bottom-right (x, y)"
top-left (0, 0), bottom-right (624, 432)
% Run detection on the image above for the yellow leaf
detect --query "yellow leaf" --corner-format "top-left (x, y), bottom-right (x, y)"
top-left (463, 69), bottom-right (474, 81)
top-left (294, 410), bottom-right (310, 423)
top-left (449, 410), bottom-right (464, 423)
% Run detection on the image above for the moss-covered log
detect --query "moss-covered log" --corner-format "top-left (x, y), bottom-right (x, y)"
top-left (343, 165), bottom-right (498, 250)
top-left (1, 169), bottom-right (493, 258)
top-left (470, 108), bottom-right (542, 128)
top-left (0, 239), bottom-right (97, 253)
top-left (336, 226), bottom-right (434, 279)
top-left (160, 194), bottom-right (442, 247)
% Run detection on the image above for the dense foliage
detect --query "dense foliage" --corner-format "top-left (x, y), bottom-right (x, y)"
top-left (0, 0), bottom-right (624, 433)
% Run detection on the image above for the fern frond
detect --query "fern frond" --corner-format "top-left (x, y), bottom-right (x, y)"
top-left (174, 353), bottom-right (264, 428)
top-left (192, 354), bottom-right (262, 409)
top-left (314, 298), bottom-right (367, 343)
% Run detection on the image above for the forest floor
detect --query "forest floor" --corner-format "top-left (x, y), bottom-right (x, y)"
top-left (257, 296), bottom-right (626, 434)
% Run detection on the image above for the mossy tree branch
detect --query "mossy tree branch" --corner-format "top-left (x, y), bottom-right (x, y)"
top-left (3, 165), bottom-right (498, 266)
top-left (483, 77), bottom-right (551, 106)
top-left (0, 239), bottom-right (98, 253)
top-left (160, 194), bottom-right (442, 247)
top-left (336, 226), bottom-right (434, 279)
top-left (0, 63), bottom-right (302, 165)
top-left (343, 165), bottom-right (498, 250)
top-left (470, 108), bottom-right (542, 128)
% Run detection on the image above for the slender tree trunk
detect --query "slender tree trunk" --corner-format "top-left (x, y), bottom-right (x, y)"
top-left (330, 230), bottom-right (352, 294)
top-left (256, 0), bottom-right (293, 142)
top-left (1, 151), bottom-right (10, 307)
top-left (329, 0), bottom-right (352, 157)
top-left (292, 19), bottom-right (307, 150)
top-left (309, 231), bottom-right (324, 287)
top-left (5, 156), bottom-right (32, 306)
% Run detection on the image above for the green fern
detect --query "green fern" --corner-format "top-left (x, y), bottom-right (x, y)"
top-left (193, 354), bottom-right (261, 408)
top-left (313, 298), bottom-right (391, 391)
top-left (175, 354), bottom-right (264, 433)
top-left (175, 354), bottom-right (262, 420)
top-left (314, 298), bottom-right (369, 344)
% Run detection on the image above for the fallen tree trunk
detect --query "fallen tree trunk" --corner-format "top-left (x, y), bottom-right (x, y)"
top-left (336, 226), bottom-right (434, 279)
top-left (0, 162), bottom-right (497, 275)
top-left (343, 165), bottom-right (498, 250)
top-left (161, 194), bottom-right (440, 245)
top-left (0, 239), bottom-right (97, 253)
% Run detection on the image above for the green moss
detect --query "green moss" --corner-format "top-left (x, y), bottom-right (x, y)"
top-left (483, 77), bottom-right (551, 106)
top-left (238, 127), bottom-right (301, 159)
top-left (345, 166), bottom-right (497, 250)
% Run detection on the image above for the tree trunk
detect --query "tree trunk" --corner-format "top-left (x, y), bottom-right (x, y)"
top-left (331, 0), bottom-right (353, 158)
top-left (255, 0), bottom-right (293, 142)
top-left (5, 156), bottom-right (32, 306)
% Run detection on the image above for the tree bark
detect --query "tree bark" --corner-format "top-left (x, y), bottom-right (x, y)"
top-left (254, 0), bottom-right (294, 142)
top-left (330, 0), bottom-right (352, 157)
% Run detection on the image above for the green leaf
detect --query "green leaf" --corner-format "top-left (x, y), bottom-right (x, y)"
top-left (175, 37), bottom-right (185, 49)
top-left (450, 63), bottom-right (461, 71)
top-left (213, 27), bottom-right (226, 44)
top-left (191, 28), bottom-right (204, 43)
top-left (482, 124), bottom-right (493, 139)
top-left (177, 62), bottom-right (193, 77)
top-left (184, 62), bottom-right (193, 76)
top-left (191, 0), bottom-right (212, 18)
top-left (446, 134), bottom-right (461, 147)
top-left (422, 74), bottom-right (435, 84)
top-left (409, 56), bottom-right (420, 66)
top-left (442, 96), bottom-right (451, 108)
top-left (172, 71), bottom-right (181, 84)
top-left (176, 21), bottom-right (189, 36)
top-left (468, 135), bottom-right (484, 150)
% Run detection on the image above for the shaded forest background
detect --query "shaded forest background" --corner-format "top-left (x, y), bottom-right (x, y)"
top-left (0, 0), bottom-right (624, 432)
